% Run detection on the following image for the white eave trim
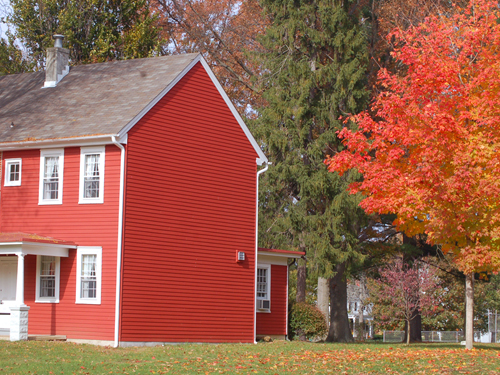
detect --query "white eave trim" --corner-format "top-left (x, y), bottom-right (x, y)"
top-left (0, 134), bottom-right (127, 151)
top-left (116, 54), bottom-right (268, 166)
top-left (0, 241), bottom-right (75, 256)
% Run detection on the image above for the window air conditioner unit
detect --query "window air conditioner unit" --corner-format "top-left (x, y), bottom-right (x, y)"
top-left (257, 299), bottom-right (270, 310)
top-left (236, 251), bottom-right (245, 261)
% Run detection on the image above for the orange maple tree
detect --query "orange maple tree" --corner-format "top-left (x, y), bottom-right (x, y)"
top-left (325, 0), bottom-right (500, 275)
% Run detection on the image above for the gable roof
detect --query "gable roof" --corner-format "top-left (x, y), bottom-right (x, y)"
top-left (0, 54), bottom-right (198, 143)
top-left (0, 53), bottom-right (267, 164)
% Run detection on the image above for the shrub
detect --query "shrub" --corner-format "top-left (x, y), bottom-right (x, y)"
top-left (290, 302), bottom-right (328, 340)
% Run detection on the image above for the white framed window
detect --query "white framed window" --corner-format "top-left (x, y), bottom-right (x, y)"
top-left (39, 149), bottom-right (64, 205)
top-left (76, 247), bottom-right (102, 304)
top-left (79, 146), bottom-right (105, 204)
top-left (4, 158), bottom-right (22, 186)
top-left (256, 264), bottom-right (271, 312)
top-left (35, 256), bottom-right (60, 303)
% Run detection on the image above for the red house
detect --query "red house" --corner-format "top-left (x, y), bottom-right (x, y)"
top-left (0, 37), bottom-right (303, 346)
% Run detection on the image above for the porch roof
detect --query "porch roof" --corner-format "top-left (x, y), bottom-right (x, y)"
top-left (0, 232), bottom-right (76, 245)
top-left (258, 247), bottom-right (305, 259)
top-left (0, 232), bottom-right (77, 257)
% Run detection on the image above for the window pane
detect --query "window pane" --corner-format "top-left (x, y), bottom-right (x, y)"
top-left (81, 254), bottom-right (97, 298)
top-left (43, 156), bottom-right (59, 199)
top-left (9, 163), bottom-right (20, 182)
top-left (257, 268), bottom-right (268, 299)
top-left (81, 280), bottom-right (96, 298)
top-left (40, 278), bottom-right (55, 297)
top-left (40, 256), bottom-right (56, 297)
top-left (41, 256), bottom-right (55, 275)
top-left (84, 154), bottom-right (100, 198)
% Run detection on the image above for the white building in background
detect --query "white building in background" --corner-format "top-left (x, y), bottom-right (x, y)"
top-left (347, 278), bottom-right (374, 339)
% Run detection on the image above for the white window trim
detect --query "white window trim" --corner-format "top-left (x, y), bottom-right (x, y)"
top-left (256, 263), bottom-right (271, 313)
top-left (35, 256), bottom-right (60, 303)
top-left (4, 158), bottom-right (22, 186)
top-left (79, 146), bottom-right (105, 204)
top-left (76, 246), bottom-right (102, 304)
top-left (39, 148), bottom-right (64, 205)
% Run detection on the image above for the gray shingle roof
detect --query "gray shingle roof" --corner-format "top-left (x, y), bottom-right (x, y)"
top-left (0, 53), bottom-right (198, 144)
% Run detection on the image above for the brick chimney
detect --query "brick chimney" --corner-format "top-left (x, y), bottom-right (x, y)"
top-left (44, 35), bottom-right (70, 88)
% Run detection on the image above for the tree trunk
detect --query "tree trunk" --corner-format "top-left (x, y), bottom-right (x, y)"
top-left (404, 309), bottom-right (422, 343)
top-left (410, 312), bottom-right (422, 342)
top-left (357, 275), bottom-right (368, 341)
top-left (296, 257), bottom-right (307, 341)
top-left (407, 319), bottom-right (410, 345)
top-left (296, 258), bottom-right (307, 303)
top-left (465, 273), bottom-right (474, 350)
top-left (326, 262), bottom-right (354, 343)
top-left (358, 302), bottom-right (365, 341)
top-left (317, 277), bottom-right (329, 328)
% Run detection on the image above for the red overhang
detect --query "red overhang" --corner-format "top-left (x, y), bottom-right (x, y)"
top-left (258, 247), bottom-right (305, 258)
top-left (0, 232), bottom-right (76, 246)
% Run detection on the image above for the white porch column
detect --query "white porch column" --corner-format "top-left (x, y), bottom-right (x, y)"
top-left (10, 254), bottom-right (29, 341)
top-left (15, 253), bottom-right (26, 306)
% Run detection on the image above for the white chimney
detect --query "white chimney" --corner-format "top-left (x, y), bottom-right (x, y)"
top-left (44, 35), bottom-right (70, 88)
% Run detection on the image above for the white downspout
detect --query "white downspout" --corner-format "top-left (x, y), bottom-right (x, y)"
top-left (286, 262), bottom-right (289, 340)
top-left (112, 136), bottom-right (125, 348)
top-left (253, 162), bottom-right (269, 344)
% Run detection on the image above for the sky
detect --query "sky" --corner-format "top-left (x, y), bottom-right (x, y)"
top-left (0, 0), bottom-right (10, 39)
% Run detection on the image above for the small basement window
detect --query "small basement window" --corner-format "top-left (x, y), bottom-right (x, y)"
top-left (4, 158), bottom-right (22, 186)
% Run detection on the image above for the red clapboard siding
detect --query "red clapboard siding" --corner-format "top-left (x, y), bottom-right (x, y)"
top-left (256, 265), bottom-right (288, 336)
top-left (1, 146), bottom-right (121, 341)
top-left (120, 62), bottom-right (258, 343)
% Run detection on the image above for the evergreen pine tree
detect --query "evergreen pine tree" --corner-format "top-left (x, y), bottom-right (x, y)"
top-left (254, 0), bottom-right (370, 342)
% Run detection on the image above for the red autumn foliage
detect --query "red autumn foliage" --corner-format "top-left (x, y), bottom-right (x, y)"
top-left (325, 0), bottom-right (500, 274)
top-left (368, 258), bottom-right (438, 344)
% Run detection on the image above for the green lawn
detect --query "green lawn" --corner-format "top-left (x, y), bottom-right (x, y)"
top-left (0, 340), bottom-right (499, 374)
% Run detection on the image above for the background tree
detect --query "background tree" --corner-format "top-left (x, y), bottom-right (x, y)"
top-left (368, 257), bottom-right (438, 344)
top-left (7, 0), bottom-right (164, 66)
top-left (326, 0), bottom-right (500, 349)
top-left (482, 275), bottom-right (500, 316)
top-left (254, 0), bottom-right (370, 342)
top-left (368, 256), bottom-right (500, 338)
top-left (0, 32), bottom-right (34, 74)
top-left (153, 0), bottom-right (268, 110)
top-left (367, 0), bottom-right (464, 94)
